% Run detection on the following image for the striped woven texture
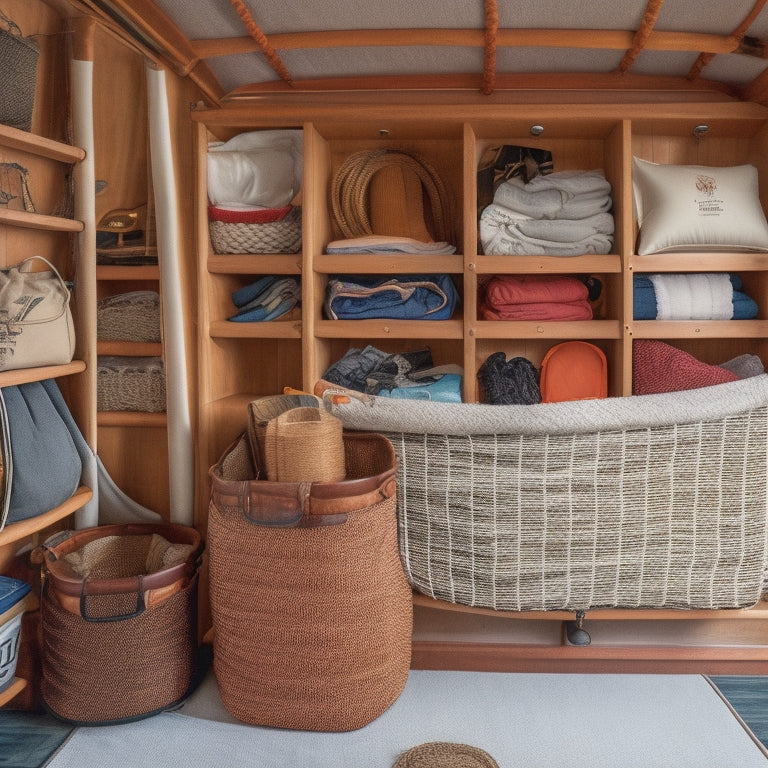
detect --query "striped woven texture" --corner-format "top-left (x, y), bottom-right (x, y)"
top-left (326, 376), bottom-right (768, 612)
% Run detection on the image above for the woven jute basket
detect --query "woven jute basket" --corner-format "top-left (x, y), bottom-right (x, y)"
top-left (209, 205), bottom-right (302, 254)
top-left (97, 291), bottom-right (161, 343)
top-left (0, 11), bottom-right (38, 132)
top-left (262, 405), bottom-right (346, 482)
top-left (39, 523), bottom-right (203, 725)
top-left (97, 355), bottom-right (166, 412)
top-left (208, 428), bottom-right (413, 732)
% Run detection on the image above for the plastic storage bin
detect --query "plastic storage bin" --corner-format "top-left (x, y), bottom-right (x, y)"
top-left (0, 575), bottom-right (31, 693)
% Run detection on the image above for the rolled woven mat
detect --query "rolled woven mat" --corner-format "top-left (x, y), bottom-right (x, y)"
top-left (393, 742), bottom-right (499, 768)
top-left (263, 406), bottom-right (346, 482)
top-left (247, 393), bottom-right (323, 476)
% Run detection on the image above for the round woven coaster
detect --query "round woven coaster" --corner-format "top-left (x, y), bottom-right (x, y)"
top-left (392, 741), bottom-right (499, 768)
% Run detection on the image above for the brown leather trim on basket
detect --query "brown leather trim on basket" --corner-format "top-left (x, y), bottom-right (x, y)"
top-left (42, 523), bottom-right (203, 597)
top-left (209, 432), bottom-right (397, 528)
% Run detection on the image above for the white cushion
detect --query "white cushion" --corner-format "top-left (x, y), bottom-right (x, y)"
top-left (632, 157), bottom-right (768, 255)
top-left (207, 130), bottom-right (303, 209)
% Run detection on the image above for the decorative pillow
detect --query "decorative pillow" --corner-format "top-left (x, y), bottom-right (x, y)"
top-left (632, 157), bottom-right (768, 255)
top-left (207, 129), bottom-right (303, 209)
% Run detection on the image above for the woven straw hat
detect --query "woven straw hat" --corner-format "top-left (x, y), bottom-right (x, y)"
top-left (393, 742), bottom-right (499, 768)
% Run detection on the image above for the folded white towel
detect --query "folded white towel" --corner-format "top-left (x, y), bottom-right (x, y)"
top-left (480, 205), bottom-right (614, 255)
top-left (493, 170), bottom-right (613, 220)
top-left (649, 273), bottom-right (733, 320)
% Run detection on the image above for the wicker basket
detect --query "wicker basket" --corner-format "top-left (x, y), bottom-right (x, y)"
top-left (0, 11), bottom-right (38, 132)
top-left (97, 355), bottom-right (166, 412)
top-left (209, 205), bottom-right (302, 254)
top-left (39, 523), bottom-right (203, 724)
top-left (208, 426), bottom-right (412, 732)
top-left (323, 376), bottom-right (768, 612)
top-left (97, 291), bottom-right (161, 343)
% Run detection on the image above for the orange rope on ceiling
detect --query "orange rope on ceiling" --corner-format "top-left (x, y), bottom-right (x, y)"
top-left (229, 0), bottom-right (294, 85)
top-left (481, 0), bottom-right (499, 95)
top-left (616, 0), bottom-right (665, 74)
top-left (687, 0), bottom-right (768, 81)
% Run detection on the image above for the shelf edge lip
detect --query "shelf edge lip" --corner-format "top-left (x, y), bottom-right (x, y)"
top-left (0, 124), bottom-right (85, 164)
top-left (0, 360), bottom-right (86, 388)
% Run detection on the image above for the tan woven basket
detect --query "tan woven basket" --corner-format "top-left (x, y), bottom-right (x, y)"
top-left (208, 429), bottom-right (412, 731)
top-left (39, 523), bottom-right (203, 725)
top-left (209, 205), bottom-right (302, 254)
top-left (97, 291), bottom-right (161, 343)
top-left (97, 355), bottom-right (166, 412)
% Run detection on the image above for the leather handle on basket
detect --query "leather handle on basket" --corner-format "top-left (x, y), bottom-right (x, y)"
top-left (79, 575), bottom-right (146, 623)
top-left (237, 481), bottom-right (348, 528)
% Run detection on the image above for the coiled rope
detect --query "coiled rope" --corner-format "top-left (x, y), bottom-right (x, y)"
top-left (330, 149), bottom-right (453, 242)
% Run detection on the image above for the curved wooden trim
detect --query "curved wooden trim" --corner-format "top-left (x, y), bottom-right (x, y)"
top-left (0, 486), bottom-right (93, 548)
top-left (412, 592), bottom-right (768, 622)
top-left (224, 72), bottom-right (738, 99)
top-left (411, 640), bottom-right (768, 674)
top-left (192, 28), bottom-right (743, 58)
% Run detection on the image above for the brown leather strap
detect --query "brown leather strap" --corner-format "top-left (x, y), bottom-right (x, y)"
top-left (43, 523), bottom-right (203, 597)
top-left (210, 466), bottom-right (397, 528)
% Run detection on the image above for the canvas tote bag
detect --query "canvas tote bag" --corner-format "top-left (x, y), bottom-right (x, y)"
top-left (0, 256), bottom-right (75, 371)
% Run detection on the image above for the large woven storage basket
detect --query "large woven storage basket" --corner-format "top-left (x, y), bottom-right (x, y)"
top-left (39, 523), bottom-right (203, 724)
top-left (97, 291), bottom-right (161, 343)
top-left (208, 429), bottom-right (412, 732)
top-left (322, 377), bottom-right (768, 612)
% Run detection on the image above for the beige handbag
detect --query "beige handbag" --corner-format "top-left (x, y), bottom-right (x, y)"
top-left (0, 256), bottom-right (75, 371)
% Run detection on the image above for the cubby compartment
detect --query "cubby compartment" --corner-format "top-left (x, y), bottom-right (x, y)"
top-left (468, 118), bottom-right (627, 258)
top-left (305, 120), bottom-right (466, 255)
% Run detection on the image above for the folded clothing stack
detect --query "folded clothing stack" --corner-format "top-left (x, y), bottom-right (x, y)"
top-left (325, 235), bottom-right (455, 254)
top-left (633, 273), bottom-right (758, 320)
top-left (228, 276), bottom-right (301, 322)
top-left (479, 274), bottom-right (593, 320)
top-left (479, 169), bottom-right (614, 256)
top-left (322, 344), bottom-right (462, 402)
top-left (324, 274), bottom-right (459, 320)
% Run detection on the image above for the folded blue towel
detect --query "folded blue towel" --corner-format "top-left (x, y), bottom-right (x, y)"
top-left (633, 274), bottom-right (758, 320)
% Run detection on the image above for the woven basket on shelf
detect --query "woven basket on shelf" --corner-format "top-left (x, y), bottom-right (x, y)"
top-left (97, 356), bottom-right (166, 412)
top-left (97, 291), bottom-right (161, 343)
top-left (0, 10), bottom-right (38, 132)
top-left (209, 205), bottom-right (302, 254)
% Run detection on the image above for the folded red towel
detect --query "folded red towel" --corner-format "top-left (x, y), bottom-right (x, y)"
top-left (484, 274), bottom-right (589, 307)
top-left (479, 300), bottom-right (592, 321)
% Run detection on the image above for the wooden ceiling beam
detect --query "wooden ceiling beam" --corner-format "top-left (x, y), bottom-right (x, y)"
top-left (224, 71), bottom-right (737, 100)
top-left (191, 28), bottom-right (743, 60)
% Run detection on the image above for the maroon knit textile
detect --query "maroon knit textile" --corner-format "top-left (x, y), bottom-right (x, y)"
top-left (632, 339), bottom-right (739, 395)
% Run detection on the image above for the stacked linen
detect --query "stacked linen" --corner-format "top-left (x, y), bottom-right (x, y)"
top-left (632, 273), bottom-right (758, 320)
top-left (480, 169), bottom-right (614, 256)
top-left (325, 235), bottom-right (455, 254)
top-left (228, 276), bottom-right (301, 322)
top-left (479, 275), bottom-right (593, 320)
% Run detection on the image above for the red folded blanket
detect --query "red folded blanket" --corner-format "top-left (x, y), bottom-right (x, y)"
top-left (480, 301), bottom-right (592, 320)
top-left (480, 275), bottom-right (592, 320)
